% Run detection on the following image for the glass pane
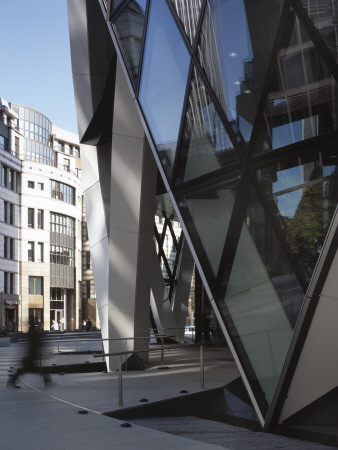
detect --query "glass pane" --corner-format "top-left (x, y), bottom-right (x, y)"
top-left (223, 220), bottom-right (294, 410)
top-left (198, 0), bottom-right (283, 142)
top-left (255, 11), bottom-right (338, 154)
top-left (178, 67), bottom-right (238, 183)
top-left (299, 0), bottom-right (338, 61)
top-left (180, 176), bottom-right (240, 276)
top-left (257, 150), bottom-right (338, 283)
top-left (29, 276), bottom-right (34, 295)
top-left (139, 0), bottom-right (190, 177)
top-left (169, 0), bottom-right (203, 46)
top-left (112, 0), bottom-right (147, 88)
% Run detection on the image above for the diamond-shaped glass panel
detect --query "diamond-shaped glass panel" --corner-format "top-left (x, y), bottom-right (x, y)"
top-left (169, 0), bottom-right (203, 46)
top-left (179, 176), bottom-right (240, 277)
top-left (139, 0), bottom-right (190, 177)
top-left (176, 67), bottom-right (238, 183)
top-left (217, 185), bottom-right (304, 413)
top-left (255, 10), bottom-right (338, 154)
top-left (257, 149), bottom-right (338, 284)
top-left (198, 0), bottom-right (283, 142)
top-left (299, 0), bottom-right (338, 61)
top-left (112, 0), bottom-right (147, 89)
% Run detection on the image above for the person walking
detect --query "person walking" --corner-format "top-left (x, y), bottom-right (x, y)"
top-left (7, 320), bottom-right (53, 388)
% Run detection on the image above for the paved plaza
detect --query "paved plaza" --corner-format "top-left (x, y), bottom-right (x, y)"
top-left (0, 338), bottom-right (336, 449)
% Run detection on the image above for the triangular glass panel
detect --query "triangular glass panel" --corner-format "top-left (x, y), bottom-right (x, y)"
top-left (257, 149), bottom-right (338, 285)
top-left (112, 0), bottom-right (148, 89)
top-left (197, 0), bottom-right (284, 143)
top-left (298, 0), bottom-right (338, 62)
top-left (216, 182), bottom-right (304, 415)
top-left (254, 9), bottom-right (338, 154)
top-left (138, 0), bottom-right (190, 178)
top-left (178, 175), bottom-right (240, 278)
top-left (169, 0), bottom-right (203, 47)
top-left (176, 67), bottom-right (238, 183)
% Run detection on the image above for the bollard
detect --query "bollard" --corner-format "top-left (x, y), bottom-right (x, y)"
top-left (118, 354), bottom-right (123, 407)
top-left (200, 345), bottom-right (204, 389)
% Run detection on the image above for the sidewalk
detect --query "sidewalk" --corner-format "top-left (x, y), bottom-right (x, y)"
top-left (0, 345), bottom-right (336, 449)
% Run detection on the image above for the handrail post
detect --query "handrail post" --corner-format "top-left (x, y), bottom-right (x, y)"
top-left (161, 337), bottom-right (164, 366)
top-left (118, 354), bottom-right (123, 407)
top-left (200, 345), bottom-right (204, 389)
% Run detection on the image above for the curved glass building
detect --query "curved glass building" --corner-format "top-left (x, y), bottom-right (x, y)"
top-left (68, 0), bottom-right (338, 438)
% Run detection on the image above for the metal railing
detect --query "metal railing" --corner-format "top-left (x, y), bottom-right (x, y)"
top-left (94, 342), bottom-right (207, 407)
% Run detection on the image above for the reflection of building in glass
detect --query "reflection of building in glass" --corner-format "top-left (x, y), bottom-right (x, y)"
top-left (0, 98), bottom-right (96, 332)
top-left (68, 0), bottom-right (338, 443)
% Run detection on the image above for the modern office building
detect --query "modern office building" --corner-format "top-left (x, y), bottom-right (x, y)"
top-left (0, 98), bottom-right (92, 332)
top-left (68, 0), bottom-right (338, 437)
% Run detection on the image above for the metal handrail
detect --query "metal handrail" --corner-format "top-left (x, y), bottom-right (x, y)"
top-left (93, 342), bottom-right (205, 407)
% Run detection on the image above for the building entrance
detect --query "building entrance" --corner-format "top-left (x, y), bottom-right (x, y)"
top-left (50, 309), bottom-right (64, 331)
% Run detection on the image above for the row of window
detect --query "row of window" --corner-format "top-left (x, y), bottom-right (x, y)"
top-left (18, 119), bottom-right (50, 145)
top-left (51, 180), bottom-right (75, 205)
top-left (28, 208), bottom-right (44, 229)
top-left (50, 245), bottom-right (75, 266)
top-left (1, 164), bottom-right (18, 192)
top-left (50, 212), bottom-right (75, 236)
top-left (56, 141), bottom-right (80, 158)
top-left (2, 272), bottom-right (95, 298)
top-left (3, 201), bottom-right (15, 225)
top-left (28, 180), bottom-right (44, 190)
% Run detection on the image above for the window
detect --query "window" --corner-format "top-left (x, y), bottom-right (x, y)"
top-left (4, 272), bottom-right (8, 293)
top-left (86, 251), bottom-right (91, 269)
top-left (15, 137), bottom-right (19, 156)
top-left (50, 245), bottom-right (75, 266)
top-left (4, 236), bottom-right (8, 258)
top-left (29, 276), bottom-right (43, 295)
top-left (9, 203), bottom-right (14, 225)
top-left (0, 135), bottom-right (8, 151)
top-left (37, 242), bottom-right (44, 262)
top-left (4, 201), bottom-right (8, 223)
top-left (9, 273), bottom-right (14, 294)
top-left (37, 209), bottom-right (43, 229)
top-left (51, 180), bottom-right (75, 205)
top-left (2, 166), bottom-right (7, 187)
top-left (28, 241), bottom-right (34, 261)
top-left (63, 158), bottom-right (70, 172)
top-left (28, 181), bottom-right (35, 189)
top-left (50, 212), bottom-right (75, 236)
top-left (37, 182), bottom-right (44, 190)
top-left (86, 280), bottom-right (91, 298)
top-left (74, 147), bottom-right (80, 158)
top-left (4, 237), bottom-right (14, 259)
top-left (9, 170), bottom-right (15, 191)
top-left (9, 238), bottom-right (14, 260)
top-left (28, 208), bottom-right (34, 228)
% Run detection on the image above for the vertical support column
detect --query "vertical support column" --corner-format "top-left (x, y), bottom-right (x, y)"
top-left (107, 57), bottom-right (157, 370)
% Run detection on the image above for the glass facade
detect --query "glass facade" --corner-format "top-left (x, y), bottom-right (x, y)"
top-left (138, 0), bottom-right (190, 176)
top-left (101, 0), bottom-right (338, 422)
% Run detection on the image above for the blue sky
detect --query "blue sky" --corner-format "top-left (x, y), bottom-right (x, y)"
top-left (0, 0), bottom-right (77, 134)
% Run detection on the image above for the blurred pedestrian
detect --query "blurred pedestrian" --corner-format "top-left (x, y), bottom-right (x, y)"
top-left (51, 319), bottom-right (59, 331)
top-left (7, 320), bottom-right (53, 388)
top-left (86, 318), bottom-right (92, 331)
